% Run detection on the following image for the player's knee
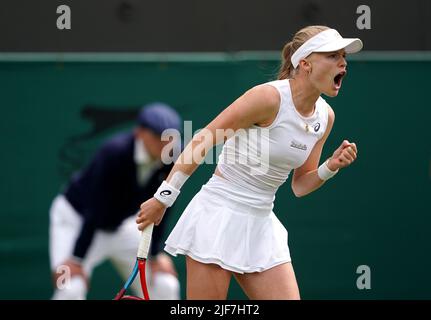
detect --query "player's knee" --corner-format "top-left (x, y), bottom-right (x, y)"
top-left (51, 276), bottom-right (87, 300)
top-left (151, 272), bottom-right (180, 300)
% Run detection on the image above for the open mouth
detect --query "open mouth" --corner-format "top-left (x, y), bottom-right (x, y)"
top-left (333, 71), bottom-right (346, 88)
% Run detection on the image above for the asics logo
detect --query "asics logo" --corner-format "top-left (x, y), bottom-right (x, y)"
top-left (314, 123), bottom-right (320, 132)
top-left (160, 190), bottom-right (172, 197)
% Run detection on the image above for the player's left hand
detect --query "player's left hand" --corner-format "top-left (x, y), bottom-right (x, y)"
top-left (327, 140), bottom-right (358, 171)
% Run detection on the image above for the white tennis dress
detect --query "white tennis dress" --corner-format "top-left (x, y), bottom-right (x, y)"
top-left (165, 79), bottom-right (330, 273)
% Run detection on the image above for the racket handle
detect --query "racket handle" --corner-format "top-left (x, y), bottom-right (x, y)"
top-left (137, 223), bottom-right (154, 259)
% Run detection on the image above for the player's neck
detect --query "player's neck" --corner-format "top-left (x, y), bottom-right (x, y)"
top-left (289, 78), bottom-right (320, 117)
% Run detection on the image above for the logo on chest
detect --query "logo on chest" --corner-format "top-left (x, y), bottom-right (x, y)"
top-left (290, 140), bottom-right (308, 151)
top-left (304, 122), bottom-right (321, 133)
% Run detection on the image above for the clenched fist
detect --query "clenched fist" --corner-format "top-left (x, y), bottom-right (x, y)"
top-left (327, 140), bottom-right (358, 171)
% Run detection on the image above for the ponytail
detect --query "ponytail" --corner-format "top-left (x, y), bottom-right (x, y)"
top-left (278, 41), bottom-right (295, 80)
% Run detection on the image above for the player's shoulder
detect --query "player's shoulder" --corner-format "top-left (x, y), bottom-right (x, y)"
top-left (246, 82), bottom-right (281, 111)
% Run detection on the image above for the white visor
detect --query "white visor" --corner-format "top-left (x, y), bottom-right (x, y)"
top-left (291, 29), bottom-right (363, 68)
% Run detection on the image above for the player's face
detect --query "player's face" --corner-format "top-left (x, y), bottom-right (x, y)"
top-left (307, 49), bottom-right (347, 97)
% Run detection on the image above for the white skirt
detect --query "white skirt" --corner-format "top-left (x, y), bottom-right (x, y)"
top-left (164, 174), bottom-right (291, 274)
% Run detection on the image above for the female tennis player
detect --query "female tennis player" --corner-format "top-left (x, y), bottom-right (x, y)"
top-left (137, 25), bottom-right (363, 299)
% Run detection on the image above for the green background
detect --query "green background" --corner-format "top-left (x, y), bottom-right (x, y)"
top-left (0, 53), bottom-right (429, 299)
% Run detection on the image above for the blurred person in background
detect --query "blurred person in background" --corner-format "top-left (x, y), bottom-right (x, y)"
top-left (49, 102), bottom-right (182, 300)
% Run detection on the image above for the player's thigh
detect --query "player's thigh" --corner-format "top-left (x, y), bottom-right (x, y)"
top-left (233, 262), bottom-right (300, 300)
top-left (186, 256), bottom-right (232, 300)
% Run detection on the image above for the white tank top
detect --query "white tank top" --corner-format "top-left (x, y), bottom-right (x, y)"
top-left (217, 79), bottom-right (330, 195)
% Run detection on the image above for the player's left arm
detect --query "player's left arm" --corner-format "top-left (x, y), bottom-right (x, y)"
top-left (291, 105), bottom-right (357, 197)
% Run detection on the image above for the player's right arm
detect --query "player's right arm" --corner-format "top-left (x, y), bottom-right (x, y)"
top-left (137, 84), bottom-right (280, 230)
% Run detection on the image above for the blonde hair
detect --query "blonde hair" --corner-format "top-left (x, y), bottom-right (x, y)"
top-left (278, 25), bottom-right (330, 80)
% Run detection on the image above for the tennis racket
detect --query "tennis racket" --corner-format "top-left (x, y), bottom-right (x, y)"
top-left (114, 223), bottom-right (154, 300)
